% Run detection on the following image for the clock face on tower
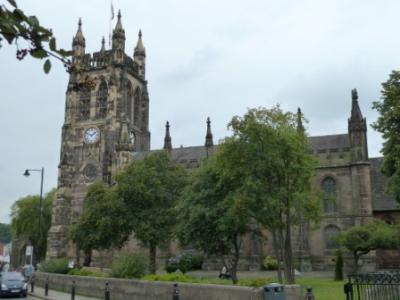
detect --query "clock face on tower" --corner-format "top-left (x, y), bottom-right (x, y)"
top-left (84, 127), bottom-right (99, 144)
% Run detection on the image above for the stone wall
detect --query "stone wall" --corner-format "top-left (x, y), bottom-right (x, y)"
top-left (33, 272), bottom-right (302, 300)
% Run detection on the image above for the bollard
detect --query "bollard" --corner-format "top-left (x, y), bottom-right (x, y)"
top-left (30, 278), bottom-right (34, 293)
top-left (104, 281), bottom-right (110, 300)
top-left (45, 276), bottom-right (49, 296)
top-left (71, 280), bottom-right (76, 300)
top-left (304, 287), bottom-right (316, 300)
top-left (172, 283), bottom-right (179, 300)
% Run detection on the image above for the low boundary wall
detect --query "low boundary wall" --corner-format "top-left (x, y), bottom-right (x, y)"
top-left (33, 272), bottom-right (302, 300)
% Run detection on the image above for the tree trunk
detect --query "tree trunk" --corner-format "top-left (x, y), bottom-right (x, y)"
top-left (272, 229), bottom-right (283, 283)
top-left (353, 252), bottom-right (359, 273)
top-left (229, 248), bottom-right (240, 284)
top-left (83, 249), bottom-right (92, 267)
top-left (284, 221), bottom-right (295, 283)
top-left (149, 243), bottom-right (157, 274)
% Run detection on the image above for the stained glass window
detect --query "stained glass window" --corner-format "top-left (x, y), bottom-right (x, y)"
top-left (78, 88), bottom-right (91, 120)
top-left (322, 177), bottom-right (337, 213)
top-left (324, 225), bottom-right (340, 249)
top-left (96, 80), bottom-right (108, 118)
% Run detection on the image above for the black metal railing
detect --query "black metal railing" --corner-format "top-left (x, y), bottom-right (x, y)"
top-left (345, 272), bottom-right (400, 300)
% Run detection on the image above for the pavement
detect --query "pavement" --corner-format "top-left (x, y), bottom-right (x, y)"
top-left (28, 286), bottom-right (100, 300)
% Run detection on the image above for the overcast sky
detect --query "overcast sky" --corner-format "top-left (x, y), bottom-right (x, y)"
top-left (1, 0), bottom-right (399, 223)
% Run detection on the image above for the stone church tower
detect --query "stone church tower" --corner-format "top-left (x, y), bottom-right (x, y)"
top-left (47, 13), bottom-right (150, 258)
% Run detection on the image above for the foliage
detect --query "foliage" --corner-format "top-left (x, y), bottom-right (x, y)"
top-left (116, 151), bottom-right (187, 274)
top-left (334, 250), bottom-right (343, 281)
top-left (0, 223), bottom-right (11, 244)
top-left (0, 0), bottom-right (72, 73)
top-left (263, 256), bottom-right (279, 271)
top-left (69, 182), bottom-right (130, 266)
top-left (67, 268), bottom-right (104, 277)
top-left (142, 273), bottom-right (274, 287)
top-left (338, 221), bottom-right (400, 272)
top-left (111, 252), bottom-right (148, 279)
top-left (10, 189), bottom-right (55, 262)
top-left (39, 258), bottom-right (69, 274)
top-left (177, 154), bottom-right (253, 284)
top-left (206, 106), bottom-right (320, 284)
top-left (165, 254), bottom-right (203, 274)
top-left (372, 70), bottom-right (400, 203)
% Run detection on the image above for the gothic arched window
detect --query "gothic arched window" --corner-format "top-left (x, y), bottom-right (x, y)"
top-left (324, 225), bottom-right (340, 249)
top-left (96, 80), bottom-right (108, 118)
top-left (322, 177), bottom-right (337, 214)
top-left (133, 88), bottom-right (141, 126)
top-left (125, 81), bottom-right (133, 122)
top-left (78, 88), bottom-right (91, 121)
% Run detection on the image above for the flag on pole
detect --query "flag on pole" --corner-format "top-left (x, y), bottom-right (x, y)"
top-left (111, 1), bottom-right (115, 20)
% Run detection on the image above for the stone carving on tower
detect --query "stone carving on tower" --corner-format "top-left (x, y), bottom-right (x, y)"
top-left (47, 14), bottom-right (150, 258)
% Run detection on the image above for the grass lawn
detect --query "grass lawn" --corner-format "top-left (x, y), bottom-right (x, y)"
top-left (296, 278), bottom-right (345, 300)
top-left (143, 273), bottom-right (346, 300)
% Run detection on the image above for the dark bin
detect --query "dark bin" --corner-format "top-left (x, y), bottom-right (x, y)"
top-left (263, 283), bottom-right (285, 300)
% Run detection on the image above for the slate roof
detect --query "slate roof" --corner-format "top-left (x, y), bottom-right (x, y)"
top-left (370, 157), bottom-right (399, 211)
top-left (308, 134), bottom-right (350, 152)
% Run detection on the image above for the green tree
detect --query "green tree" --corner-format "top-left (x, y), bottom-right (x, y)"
top-left (0, 0), bottom-right (71, 73)
top-left (213, 106), bottom-right (320, 284)
top-left (373, 70), bottom-right (400, 202)
top-left (10, 189), bottom-right (55, 263)
top-left (177, 156), bottom-right (252, 284)
top-left (338, 221), bottom-right (400, 273)
top-left (0, 223), bottom-right (11, 244)
top-left (69, 182), bottom-right (130, 267)
top-left (116, 151), bottom-right (187, 274)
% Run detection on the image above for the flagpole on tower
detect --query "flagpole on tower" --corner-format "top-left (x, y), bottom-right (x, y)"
top-left (109, 0), bottom-right (115, 47)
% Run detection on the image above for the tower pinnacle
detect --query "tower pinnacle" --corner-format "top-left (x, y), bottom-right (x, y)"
top-left (112, 10), bottom-right (125, 51)
top-left (72, 18), bottom-right (85, 56)
top-left (297, 107), bottom-right (304, 133)
top-left (205, 117), bottom-right (214, 147)
top-left (163, 121), bottom-right (172, 150)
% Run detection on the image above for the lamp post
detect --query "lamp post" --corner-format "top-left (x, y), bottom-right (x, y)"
top-left (23, 167), bottom-right (44, 262)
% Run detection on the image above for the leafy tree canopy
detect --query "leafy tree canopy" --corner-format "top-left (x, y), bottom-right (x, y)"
top-left (214, 106), bottom-right (320, 283)
top-left (69, 182), bottom-right (131, 266)
top-left (338, 221), bottom-right (400, 272)
top-left (10, 189), bottom-right (55, 262)
top-left (116, 151), bottom-right (188, 274)
top-left (0, 0), bottom-right (72, 73)
top-left (373, 70), bottom-right (400, 202)
top-left (0, 223), bottom-right (11, 244)
top-left (177, 155), bottom-right (252, 284)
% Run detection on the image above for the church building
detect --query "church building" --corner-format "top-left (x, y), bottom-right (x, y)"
top-left (47, 14), bottom-right (399, 271)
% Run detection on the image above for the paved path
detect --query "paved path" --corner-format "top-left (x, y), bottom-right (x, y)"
top-left (28, 286), bottom-right (100, 300)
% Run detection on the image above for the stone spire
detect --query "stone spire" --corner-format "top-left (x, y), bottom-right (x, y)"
top-left (205, 117), bottom-right (214, 147)
top-left (348, 88), bottom-right (368, 161)
top-left (296, 107), bottom-right (304, 133)
top-left (112, 10), bottom-right (125, 51)
top-left (72, 18), bottom-right (85, 56)
top-left (349, 88), bottom-right (364, 123)
top-left (134, 30), bottom-right (146, 57)
top-left (163, 121), bottom-right (172, 150)
top-left (100, 36), bottom-right (106, 52)
top-left (134, 30), bottom-right (146, 78)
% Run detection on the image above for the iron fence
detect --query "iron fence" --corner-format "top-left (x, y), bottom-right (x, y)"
top-left (345, 272), bottom-right (400, 300)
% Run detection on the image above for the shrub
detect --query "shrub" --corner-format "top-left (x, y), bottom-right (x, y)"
top-left (262, 256), bottom-right (278, 270)
top-left (334, 250), bottom-right (344, 281)
top-left (111, 252), bottom-right (148, 279)
top-left (67, 268), bottom-right (104, 277)
top-left (143, 273), bottom-right (193, 282)
top-left (39, 258), bottom-right (69, 274)
top-left (165, 254), bottom-right (203, 274)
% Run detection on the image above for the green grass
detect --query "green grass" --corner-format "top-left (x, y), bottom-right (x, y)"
top-left (143, 274), bottom-right (345, 299)
top-left (296, 278), bottom-right (345, 300)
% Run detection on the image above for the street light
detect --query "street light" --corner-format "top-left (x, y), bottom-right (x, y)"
top-left (23, 167), bottom-right (44, 263)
